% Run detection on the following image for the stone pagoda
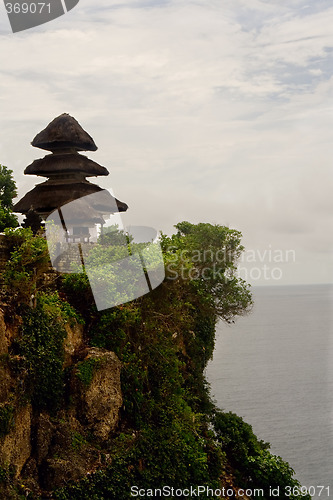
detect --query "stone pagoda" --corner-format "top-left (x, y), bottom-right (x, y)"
top-left (13, 113), bottom-right (128, 240)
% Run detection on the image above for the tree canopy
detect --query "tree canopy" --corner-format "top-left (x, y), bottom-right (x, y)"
top-left (161, 221), bottom-right (253, 323)
top-left (0, 164), bottom-right (17, 209)
top-left (0, 164), bottom-right (18, 232)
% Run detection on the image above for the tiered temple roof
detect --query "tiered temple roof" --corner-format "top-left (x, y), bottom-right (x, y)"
top-left (13, 113), bottom-right (128, 218)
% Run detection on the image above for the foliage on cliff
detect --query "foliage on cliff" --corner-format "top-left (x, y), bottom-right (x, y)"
top-left (2, 227), bottom-right (49, 303)
top-left (0, 223), bottom-right (310, 499)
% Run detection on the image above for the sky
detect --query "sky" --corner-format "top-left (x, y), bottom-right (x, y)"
top-left (0, 0), bottom-right (332, 285)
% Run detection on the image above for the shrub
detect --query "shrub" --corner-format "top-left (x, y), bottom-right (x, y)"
top-left (76, 358), bottom-right (101, 387)
top-left (11, 303), bottom-right (66, 412)
top-left (38, 291), bottom-right (84, 326)
top-left (213, 411), bottom-right (310, 500)
top-left (3, 227), bottom-right (49, 304)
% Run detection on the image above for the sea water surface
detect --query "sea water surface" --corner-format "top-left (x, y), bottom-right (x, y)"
top-left (206, 284), bottom-right (333, 499)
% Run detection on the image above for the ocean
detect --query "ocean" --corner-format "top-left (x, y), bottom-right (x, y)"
top-left (206, 284), bottom-right (333, 499)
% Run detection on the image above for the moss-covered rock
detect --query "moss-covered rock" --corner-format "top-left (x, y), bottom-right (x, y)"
top-left (71, 348), bottom-right (122, 441)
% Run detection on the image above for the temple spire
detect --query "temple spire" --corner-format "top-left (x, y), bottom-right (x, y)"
top-left (13, 113), bottom-right (128, 220)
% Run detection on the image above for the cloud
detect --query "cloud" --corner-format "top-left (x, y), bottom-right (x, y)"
top-left (0, 0), bottom-right (332, 284)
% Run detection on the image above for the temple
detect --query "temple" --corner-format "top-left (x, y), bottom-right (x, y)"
top-left (13, 113), bottom-right (128, 241)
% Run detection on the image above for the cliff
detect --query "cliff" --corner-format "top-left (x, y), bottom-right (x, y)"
top-left (0, 225), bottom-right (309, 500)
top-left (0, 308), bottom-right (123, 494)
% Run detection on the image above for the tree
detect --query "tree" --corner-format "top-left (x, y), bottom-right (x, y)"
top-left (0, 164), bottom-right (17, 209)
top-left (0, 164), bottom-right (18, 232)
top-left (0, 206), bottom-right (19, 232)
top-left (161, 221), bottom-right (253, 323)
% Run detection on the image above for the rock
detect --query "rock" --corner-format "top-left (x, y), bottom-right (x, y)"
top-left (36, 413), bottom-right (55, 465)
top-left (63, 322), bottom-right (84, 366)
top-left (0, 311), bottom-right (12, 404)
top-left (39, 417), bottom-right (99, 490)
top-left (0, 301), bottom-right (124, 492)
top-left (36, 412), bottom-right (99, 490)
top-left (41, 457), bottom-right (87, 490)
top-left (0, 367), bottom-right (12, 404)
top-left (0, 404), bottom-right (32, 477)
top-left (72, 348), bottom-right (122, 441)
top-left (0, 310), bottom-right (8, 355)
top-left (0, 234), bottom-right (10, 271)
top-left (21, 457), bottom-right (40, 495)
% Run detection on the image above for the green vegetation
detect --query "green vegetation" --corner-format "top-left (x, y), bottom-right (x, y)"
top-left (3, 227), bottom-right (49, 304)
top-left (0, 403), bottom-right (15, 437)
top-left (161, 221), bottom-right (252, 322)
top-left (0, 207), bottom-right (18, 233)
top-left (0, 465), bottom-right (15, 485)
top-left (71, 431), bottom-right (88, 451)
top-left (0, 165), bottom-right (17, 210)
top-left (213, 411), bottom-right (311, 500)
top-left (38, 290), bottom-right (84, 326)
top-left (76, 358), bottom-right (101, 387)
top-left (0, 164), bottom-right (18, 232)
top-left (98, 224), bottom-right (133, 246)
top-left (0, 222), bottom-right (311, 499)
top-left (10, 299), bottom-right (66, 412)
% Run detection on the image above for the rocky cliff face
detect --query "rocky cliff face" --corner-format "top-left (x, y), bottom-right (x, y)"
top-left (0, 308), bottom-right (123, 495)
top-left (0, 227), bottom-right (305, 500)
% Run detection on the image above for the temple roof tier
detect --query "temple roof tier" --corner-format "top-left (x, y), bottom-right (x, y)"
top-left (57, 198), bottom-right (106, 225)
top-left (13, 182), bottom-right (128, 216)
top-left (25, 153), bottom-right (109, 177)
top-left (31, 113), bottom-right (98, 152)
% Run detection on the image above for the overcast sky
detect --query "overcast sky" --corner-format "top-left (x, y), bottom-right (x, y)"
top-left (0, 0), bottom-right (332, 285)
